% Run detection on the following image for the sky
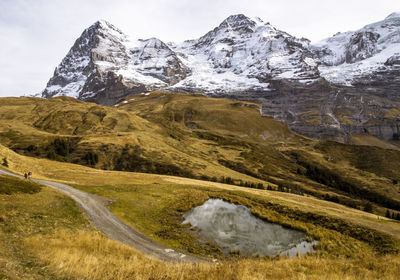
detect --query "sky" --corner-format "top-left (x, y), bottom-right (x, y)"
top-left (0, 0), bottom-right (399, 97)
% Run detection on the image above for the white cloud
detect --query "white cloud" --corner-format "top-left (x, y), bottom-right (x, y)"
top-left (0, 0), bottom-right (399, 97)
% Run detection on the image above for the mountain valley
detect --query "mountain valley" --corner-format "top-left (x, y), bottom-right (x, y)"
top-left (1, 11), bottom-right (400, 280)
top-left (1, 92), bottom-right (400, 218)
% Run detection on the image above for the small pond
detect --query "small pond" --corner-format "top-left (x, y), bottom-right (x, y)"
top-left (182, 199), bottom-right (317, 257)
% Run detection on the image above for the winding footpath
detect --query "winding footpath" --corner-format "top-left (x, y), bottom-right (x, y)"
top-left (0, 168), bottom-right (203, 263)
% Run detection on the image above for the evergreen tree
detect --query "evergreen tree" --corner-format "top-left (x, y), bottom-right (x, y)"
top-left (364, 202), bottom-right (373, 213)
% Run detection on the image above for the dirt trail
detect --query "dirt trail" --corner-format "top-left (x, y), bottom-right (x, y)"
top-left (0, 168), bottom-right (204, 263)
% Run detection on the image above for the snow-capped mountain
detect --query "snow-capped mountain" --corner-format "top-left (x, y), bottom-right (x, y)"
top-left (42, 20), bottom-right (187, 104)
top-left (170, 14), bottom-right (319, 93)
top-left (313, 12), bottom-right (400, 86)
top-left (43, 13), bottom-right (400, 102)
top-left (42, 13), bottom-right (400, 142)
top-left (42, 15), bottom-right (321, 104)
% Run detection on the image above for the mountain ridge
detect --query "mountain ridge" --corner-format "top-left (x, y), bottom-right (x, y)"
top-left (41, 13), bottom-right (400, 142)
top-left (42, 12), bottom-right (400, 99)
top-left (41, 14), bottom-right (322, 101)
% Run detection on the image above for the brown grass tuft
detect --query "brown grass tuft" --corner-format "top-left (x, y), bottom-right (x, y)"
top-left (25, 230), bottom-right (400, 280)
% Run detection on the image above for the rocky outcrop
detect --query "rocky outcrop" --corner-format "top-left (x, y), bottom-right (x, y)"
top-left (345, 31), bottom-right (380, 63)
top-left (385, 54), bottom-right (400, 66)
top-left (132, 38), bottom-right (187, 85)
top-left (257, 80), bottom-right (400, 142)
top-left (42, 20), bottom-right (187, 104)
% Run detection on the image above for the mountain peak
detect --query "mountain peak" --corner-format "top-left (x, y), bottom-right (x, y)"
top-left (219, 14), bottom-right (258, 30)
top-left (96, 19), bottom-right (112, 27)
top-left (223, 14), bottom-right (251, 22)
top-left (89, 19), bottom-right (125, 36)
top-left (385, 12), bottom-right (400, 20)
top-left (141, 37), bottom-right (168, 48)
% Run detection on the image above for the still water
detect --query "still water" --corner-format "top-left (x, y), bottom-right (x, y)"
top-left (183, 199), bottom-right (317, 257)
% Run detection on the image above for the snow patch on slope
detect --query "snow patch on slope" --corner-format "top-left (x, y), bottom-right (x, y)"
top-left (313, 12), bottom-right (400, 85)
top-left (170, 14), bottom-right (319, 92)
top-left (43, 13), bottom-right (400, 100)
top-left (319, 44), bottom-right (400, 85)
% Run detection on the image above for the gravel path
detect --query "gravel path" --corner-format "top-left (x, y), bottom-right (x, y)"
top-left (0, 168), bottom-right (204, 263)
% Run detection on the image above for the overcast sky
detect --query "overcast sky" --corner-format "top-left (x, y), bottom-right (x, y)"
top-left (0, 0), bottom-right (399, 97)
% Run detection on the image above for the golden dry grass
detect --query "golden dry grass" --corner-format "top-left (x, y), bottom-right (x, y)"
top-left (384, 108), bottom-right (400, 119)
top-left (119, 91), bottom-right (297, 142)
top-left (1, 94), bottom-right (400, 278)
top-left (349, 134), bottom-right (399, 150)
top-left (0, 144), bottom-right (400, 279)
top-left (0, 95), bottom-right (276, 182)
top-left (1, 142), bottom-right (400, 240)
top-left (24, 230), bottom-right (400, 280)
top-left (1, 93), bottom-right (400, 213)
top-left (0, 176), bottom-right (95, 279)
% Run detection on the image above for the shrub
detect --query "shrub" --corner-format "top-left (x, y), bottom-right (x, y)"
top-left (84, 151), bottom-right (99, 166)
top-left (364, 202), bottom-right (374, 213)
top-left (52, 138), bottom-right (69, 157)
top-left (115, 145), bottom-right (196, 178)
top-left (47, 150), bottom-right (57, 160)
top-left (26, 145), bottom-right (37, 152)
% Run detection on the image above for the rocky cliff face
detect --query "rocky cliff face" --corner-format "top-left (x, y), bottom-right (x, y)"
top-left (313, 12), bottom-right (400, 86)
top-left (42, 20), bottom-right (187, 105)
top-left (277, 12), bottom-right (400, 142)
top-left (260, 80), bottom-right (400, 142)
top-left (41, 14), bottom-right (400, 142)
top-left (42, 15), bottom-right (322, 101)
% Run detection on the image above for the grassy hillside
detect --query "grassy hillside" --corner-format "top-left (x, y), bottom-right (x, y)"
top-left (0, 147), bottom-right (399, 279)
top-left (0, 93), bottom-right (399, 279)
top-left (1, 93), bottom-right (400, 218)
top-left (0, 174), bottom-right (95, 279)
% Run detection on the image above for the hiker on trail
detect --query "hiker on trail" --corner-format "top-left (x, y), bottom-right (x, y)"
top-left (24, 173), bottom-right (28, 179)
top-left (28, 171), bottom-right (32, 179)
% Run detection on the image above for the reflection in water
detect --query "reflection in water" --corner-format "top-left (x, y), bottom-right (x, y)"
top-left (183, 199), bottom-right (317, 257)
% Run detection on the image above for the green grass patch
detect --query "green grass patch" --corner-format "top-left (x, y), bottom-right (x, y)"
top-left (0, 175), bottom-right (42, 194)
top-left (73, 182), bottom-right (399, 259)
top-left (0, 179), bottom-right (94, 279)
